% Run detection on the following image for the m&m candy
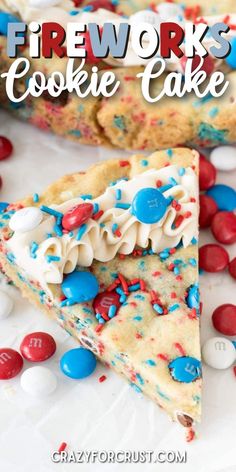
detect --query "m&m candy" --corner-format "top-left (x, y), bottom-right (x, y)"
top-left (199, 244), bottom-right (229, 272)
top-left (131, 188), bottom-right (168, 224)
top-left (202, 337), bottom-right (236, 369)
top-left (61, 270), bottom-right (99, 304)
top-left (9, 207), bottom-right (43, 233)
top-left (199, 194), bottom-right (218, 228)
top-left (60, 347), bottom-right (97, 379)
top-left (0, 348), bottom-right (23, 379)
top-left (62, 203), bottom-right (93, 231)
top-left (0, 136), bottom-right (13, 160)
top-left (199, 155), bottom-right (216, 191)
top-left (29, 0), bottom-right (60, 7)
top-left (168, 356), bottom-right (201, 383)
top-left (225, 37), bottom-right (236, 69)
top-left (93, 290), bottom-right (121, 316)
top-left (181, 54), bottom-right (215, 75)
top-left (86, 0), bottom-right (116, 12)
top-left (20, 366), bottom-right (57, 396)
top-left (0, 202), bottom-right (9, 213)
top-left (206, 184), bottom-right (236, 211)
top-left (0, 290), bottom-right (14, 320)
top-left (130, 10), bottom-right (161, 29)
top-left (229, 257), bottom-right (236, 280)
top-left (212, 304), bottom-right (236, 336)
top-left (20, 332), bottom-right (56, 362)
top-left (211, 211), bottom-right (236, 245)
top-left (210, 146), bottom-right (236, 171)
top-left (0, 12), bottom-right (21, 36)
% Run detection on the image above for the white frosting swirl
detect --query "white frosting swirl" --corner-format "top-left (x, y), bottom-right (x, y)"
top-left (7, 166), bottom-right (198, 294)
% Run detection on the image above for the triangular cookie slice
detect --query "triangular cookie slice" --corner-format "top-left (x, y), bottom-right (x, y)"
top-left (0, 148), bottom-right (201, 439)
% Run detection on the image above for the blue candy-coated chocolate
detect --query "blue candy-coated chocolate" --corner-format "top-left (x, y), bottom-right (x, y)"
top-left (168, 356), bottom-right (201, 383)
top-left (62, 270), bottom-right (99, 303)
top-left (60, 348), bottom-right (97, 379)
top-left (206, 184), bottom-right (236, 211)
top-left (0, 12), bottom-right (22, 36)
top-left (186, 284), bottom-right (200, 312)
top-left (225, 37), bottom-right (236, 69)
top-left (131, 187), bottom-right (168, 224)
top-left (0, 202), bottom-right (9, 212)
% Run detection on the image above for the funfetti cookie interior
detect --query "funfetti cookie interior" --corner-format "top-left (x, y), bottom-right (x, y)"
top-left (0, 148), bottom-right (201, 439)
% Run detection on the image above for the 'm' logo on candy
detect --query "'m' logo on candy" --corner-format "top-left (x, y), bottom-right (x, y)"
top-left (29, 338), bottom-right (43, 348)
top-left (0, 352), bottom-right (11, 364)
top-left (1, 20), bottom-right (233, 103)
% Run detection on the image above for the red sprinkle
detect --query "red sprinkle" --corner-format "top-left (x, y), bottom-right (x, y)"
top-left (186, 428), bottom-right (195, 442)
top-left (118, 273), bottom-right (129, 295)
top-left (157, 353), bottom-right (169, 361)
top-left (119, 160), bottom-right (130, 167)
top-left (58, 442), bottom-right (67, 453)
top-left (92, 210), bottom-right (104, 220)
top-left (99, 375), bottom-right (107, 383)
top-left (174, 343), bottom-right (186, 356)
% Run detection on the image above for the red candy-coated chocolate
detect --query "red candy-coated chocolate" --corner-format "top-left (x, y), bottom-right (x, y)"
top-left (199, 244), bottom-right (229, 272)
top-left (180, 54), bottom-right (215, 75)
top-left (199, 194), bottom-right (218, 228)
top-left (211, 211), bottom-right (236, 244)
top-left (93, 290), bottom-right (121, 315)
top-left (0, 136), bottom-right (13, 160)
top-left (0, 348), bottom-right (23, 379)
top-left (62, 203), bottom-right (94, 231)
top-left (20, 332), bottom-right (56, 362)
top-left (229, 257), bottom-right (236, 280)
top-left (212, 304), bottom-right (236, 336)
top-left (86, 0), bottom-right (116, 12)
top-left (199, 155), bottom-right (216, 191)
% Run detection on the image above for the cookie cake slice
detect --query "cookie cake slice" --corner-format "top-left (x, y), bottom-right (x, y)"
top-left (0, 148), bottom-right (201, 439)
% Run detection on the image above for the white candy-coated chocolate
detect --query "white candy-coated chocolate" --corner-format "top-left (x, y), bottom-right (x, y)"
top-left (29, 0), bottom-right (60, 7)
top-left (210, 146), bottom-right (236, 171)
top-left (202, 337), bottom-right (236, 370)
top-left (20, 366), bottom-right (57, 396)
top-left (9, 207), bottom-right (43, 233)
top-left (0, 289), bottom-right (14, 319)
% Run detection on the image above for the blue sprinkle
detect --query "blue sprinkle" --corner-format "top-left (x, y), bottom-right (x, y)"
top-left (46, 255), bottom-right (61, 263)
top-left (178, 167), bottom-right (185, 176)
top-left (189, 258), bottom-right (197, 267)
top-left (80, 194), bottom-right (92, 200)
top-left (133, 315), bottom-right (142, 321)
top-left (53, 224), bottom-right (63, 237)
top-left (33, 193), bottom-right (39, 203)
top-left (69, 10), bottom-right (79, 15)
top-left (153, 304), bottom-right (164, 315)
top-left (41, 205), bottom-right (63, 219)
top-left (141, 159), bottom-right (148, 167)
top-left (108, 305), bottom-right (117, 319)
top-left (93, 203), bottom-right (99, 214)
top-left (169, 304), bottom-right (180, 312)
top-left (166, 149), bottom-right (173, 157)
top-left (112, 223), bottom-right (118, 233)
top-left (191, 237), bottom-right (197, 245)
top-left (158, 184), bottom-right (173, 193)
top-left (208, 107), bottom-right (219, 118)
top-left (128, 283), bottom-right (140, 291)
top-left (145, 359), bottom-right (156, 366)
top-left (173, 267), bottom-right (180, 275)
top-left (76, 223), bottom-right (87, 241)
top-left (136, 373), bottom-right (144, 385)
top-left (169, 177), bottom-right (178, 186)
top-left (115, 203), bottom-right (131, 210)
top-left (30, 242), bottom-right (39, 259)
top-left (115, 188), bottom-right (122, 201)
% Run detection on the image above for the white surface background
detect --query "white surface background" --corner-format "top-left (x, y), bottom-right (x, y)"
top-left (0, 110), bottom-right (235, 472)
